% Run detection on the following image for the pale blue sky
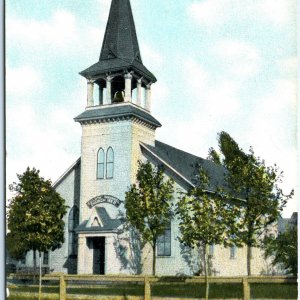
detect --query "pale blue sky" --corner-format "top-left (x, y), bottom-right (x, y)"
top-left (6, 0), bottom-right (297, 217)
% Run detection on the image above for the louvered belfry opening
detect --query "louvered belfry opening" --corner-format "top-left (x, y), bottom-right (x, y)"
top-left (80, 0), bottom-right (156, 111)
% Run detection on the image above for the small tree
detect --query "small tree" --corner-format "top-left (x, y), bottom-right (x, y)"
top-left (209, 132), bottom-right (293, 275)
top-left (7, 167), bottom-right (67, 296)
top-left (177, 166), bottom-right (238, 300)
top-left (125, 161), bottom-right (174, 275)
top-left (263, 225), bottom-right (297, 276)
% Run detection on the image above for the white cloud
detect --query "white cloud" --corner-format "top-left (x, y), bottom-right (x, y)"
top-left (277, 57), bottom-right (297, 78)
top-left (152, 83), bottom-right (170, 105)
top-left (156, 56), bottom-right (241, 160)
top-left (140, 43), bottom-right (164, 72)
top-left (7, 10), bottom-right (77, 51)
top-left (6, 65), bottom-right (43, 98)
top-left (6, 9), bottom-right (105, 61)
top-left (252, 0), bottom-right (296, 26)
top-left (182, 58), bottom-right (208, 91)
top-left (181, 57), bottom-right (240, 116)
top-left (213, 39), bottom-right (261, 78)
top-left (6, 99), bottom-right (81, 201)
top-left (187, 0), bottom-right (227, 27)
top-left (204, 80), bottom-right (240, 116)
top-left (187, 0), bottom-right (296, 27)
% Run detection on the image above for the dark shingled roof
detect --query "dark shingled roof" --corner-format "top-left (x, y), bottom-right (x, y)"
top-left (74, 104), bottom-right (161, 128)
top-left (80, 0), bottom-right (156, 83)
top-left (76, 207), bottom-right (123, 232)
top-left (142, 140), bottom-right (226, 190)
top-left (278, 212), bottom-right (297, 233)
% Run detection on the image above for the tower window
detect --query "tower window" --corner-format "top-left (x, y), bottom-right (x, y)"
top-left (157, 222), bottom-right (171, 256)
top-left (97, 148), bottom-right (105, 179)
top-left (106, 147), bottom-right (114, 179)
top-left (209, 244), bottom-right (214, 257)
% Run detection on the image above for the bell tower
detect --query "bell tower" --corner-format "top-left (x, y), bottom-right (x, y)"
top-left (74, 0), bottom-right (161, 274)
top-left (79, 0), bottom-right (156, 110)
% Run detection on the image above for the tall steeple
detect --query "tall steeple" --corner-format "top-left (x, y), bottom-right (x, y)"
top-left (80, 0), bottom-right (156, 110)
top-left (99, 0), bottom-right (142, 62)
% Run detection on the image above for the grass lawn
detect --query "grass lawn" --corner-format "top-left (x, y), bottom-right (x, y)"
top-left (7, 282), bottom-right (297, 299)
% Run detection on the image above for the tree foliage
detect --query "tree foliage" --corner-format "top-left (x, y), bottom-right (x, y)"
top-left (264, 225), bottom-right (297, 276)
top-left (177, 166), bottom-right (238, 300)
top-left (7, 167), bottom-right (68, 259)
top-left (125, 161), bottom-right (174, 275)
top-left (209, 131), bottom-right (293, 275)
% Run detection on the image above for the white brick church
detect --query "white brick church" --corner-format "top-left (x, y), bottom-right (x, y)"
top-left (15, 0), bottom-right (274, 276)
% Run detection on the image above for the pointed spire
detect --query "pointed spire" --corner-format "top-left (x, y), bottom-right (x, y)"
top-left (80, 0), bottom-right (156, 84)
top-left (100, 0), bottom-right (142, 62)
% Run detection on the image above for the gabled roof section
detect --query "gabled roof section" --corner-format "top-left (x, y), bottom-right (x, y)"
top-left (80, 0), bottom-right (156, 83)
top-left (52, 158), bottom-right (81, 189)
top-left (74, 103), bottom-right (161, 128)
top-left (141, 140), bottom-right (226, 191)
top-left (76, 207), bottom-right (123, 233)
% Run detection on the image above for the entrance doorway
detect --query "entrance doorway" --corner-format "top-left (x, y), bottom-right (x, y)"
top-left (92, 237), bottom-right (105, 274)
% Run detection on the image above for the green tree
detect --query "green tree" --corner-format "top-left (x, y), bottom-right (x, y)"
top-left (7, 167), bottom-right (68, 296)
top-left (125, 161), bottom-right (174, 275)
top-left (263, 225), bottom-right (297, 276)
top-left (177, 166), bottom-right (237, 300)
top-left (209, 131), bottom-right (293, 275)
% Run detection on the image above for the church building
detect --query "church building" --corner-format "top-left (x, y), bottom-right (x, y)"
top-left (17, 0), bottom-right (272, 276)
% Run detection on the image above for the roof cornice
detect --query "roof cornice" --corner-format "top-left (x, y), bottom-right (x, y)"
top-left (74, 103), bottom-right (161, 129)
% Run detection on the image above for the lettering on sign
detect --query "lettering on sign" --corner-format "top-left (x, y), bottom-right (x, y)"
top-left (86, 195), bottom-right (122, 208)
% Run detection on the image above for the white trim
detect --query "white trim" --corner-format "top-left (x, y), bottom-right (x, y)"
top-left (85, 100), bottom-right (151, 114)
top-left (52, 158), bottom-right (80, 188)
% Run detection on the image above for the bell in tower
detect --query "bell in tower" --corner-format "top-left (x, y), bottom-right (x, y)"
top-left (113, 91), bottom-right (125, 103)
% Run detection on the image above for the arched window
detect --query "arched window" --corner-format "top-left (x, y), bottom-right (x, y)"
top-left (106, 147), bottom-right (114, 179)
top-left (97, 148), bottom-right (105, 179)
top-left (68, 206), bottom-right (79, 257)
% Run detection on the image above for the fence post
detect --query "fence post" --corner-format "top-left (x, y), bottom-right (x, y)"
top-left (59, 274), bottom-right (66, 300)
top-left (243, 277), bottom-right (250, 300)
top-left (144, 277), bottom-right (151, 300)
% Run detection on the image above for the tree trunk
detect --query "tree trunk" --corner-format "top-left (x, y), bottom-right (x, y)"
top-left (38, 252), bottom-right (42, 300)
top-left (247, 245), bottom-right (251, 276)
top-left (152, 240), bottom-right (156, 276)
top-left (204, 244), bottom-right (210, 300)
top-left (247, 224), bottom-right (253, 276)
top-left (33, 250), bottom-right (37, 271)
top-left (33, 250), bottom-right (37, 283)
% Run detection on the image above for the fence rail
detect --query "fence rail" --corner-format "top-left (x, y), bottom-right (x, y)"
top-left (8, 274), bottom-right (297, 300)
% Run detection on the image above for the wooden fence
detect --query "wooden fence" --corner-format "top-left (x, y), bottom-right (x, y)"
top-left (9, 274), bottom-right (297, 300)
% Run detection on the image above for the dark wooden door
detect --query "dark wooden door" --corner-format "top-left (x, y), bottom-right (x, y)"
top-left (93, 237), bottom-right (105, 275)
